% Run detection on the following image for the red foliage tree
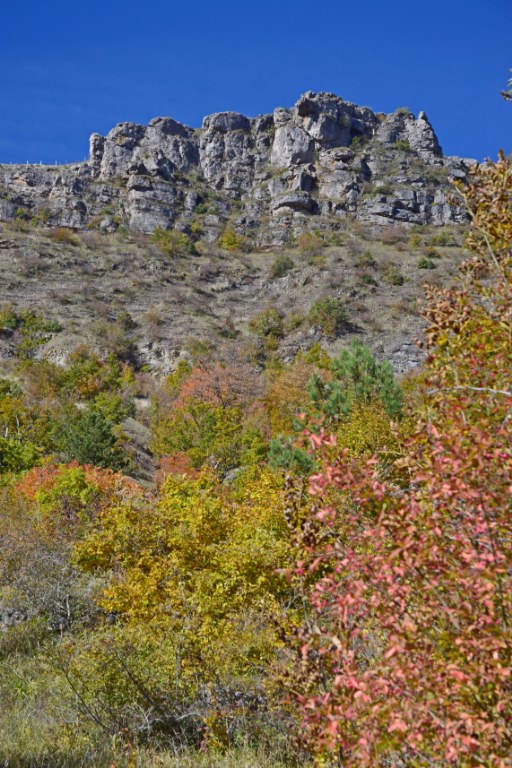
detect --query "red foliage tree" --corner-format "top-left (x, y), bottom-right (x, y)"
top-left (284, 154), bottom-right (512, 765)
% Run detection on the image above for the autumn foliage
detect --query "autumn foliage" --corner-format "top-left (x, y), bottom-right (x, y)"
top-left (0, 118), bottom-right (510, 767)
top-left (284, 153), bottom-right (512, 765)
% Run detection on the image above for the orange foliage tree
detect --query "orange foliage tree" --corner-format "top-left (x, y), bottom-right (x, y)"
top-left (151, 360), bottom-right (267, 473)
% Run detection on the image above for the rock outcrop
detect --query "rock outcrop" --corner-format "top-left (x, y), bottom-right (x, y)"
top-left (0, 92), bottom-right (474, 244)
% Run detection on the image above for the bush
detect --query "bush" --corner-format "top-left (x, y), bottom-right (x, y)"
top-left (284, 148), bottom-right (512, 767)
top-left (268, 437), bottom-right (314, 475)
top-left (189, 219), bottom-right (204, 236)
top-left (383, 265), bottom-right (405, 285)
top-left (285, 312), bottom-right (304, 331)
top-left (308, 340), bottom-right (404, 422)
top-left (429, 229), bottom-right (455, 246)
top-left (50, 227), bottom-right (81, 245)
top-left (307, 297), bottom-right (347, 337)
top-left (0, 307), bottom-right (62, 359)
top-left (71, 469), bottom-right (293, 746)
top-left (151, 227), bottom-right (197, 256)
top-left (371, 182), bottom-right (394, 197)
top-left (349, 134), bottom-right (369, 151)
top-left (418, 256), bottom-right (437, 270)
top-left (391, 139), bottom-right (413, 152)
top-left (217, 227), bottom-right (245, 252)
top-left (380, 225), bottom-right (406, 244)
top-left (421, 245), bottom-right (442, 259)
top-left (0, 436), bottom-right (39, 475)
top-left (359, 272), bottom-right (378, 286)
top-left (296, 232), bottom-right (324, 260)
top-left (269, 254), bottom-right (294, 278)
top-left (407, 232), bottom-right (423, 248)
top-left (249, 308), bottom-right (284, 339)
top-left (355, 249), bottom-right (376, 267)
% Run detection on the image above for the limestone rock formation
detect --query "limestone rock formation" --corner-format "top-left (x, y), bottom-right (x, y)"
top-left (0, 91), bottom-right (475, 244)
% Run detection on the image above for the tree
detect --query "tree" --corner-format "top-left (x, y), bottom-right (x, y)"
top-left (70, 468), bottom-right (293, 744)
top-left (60, 410), bottom-right (126, 471)
top-left (270, 343), bottom-right (404, 474)
top-left (0, 436), bottom-right (39, 476)
top-left (284, 151), bottom-right (512, 765)
top-left (151, 362), bottom-right (267, 474)
top-left (308, 340), bottom-right (403, 422)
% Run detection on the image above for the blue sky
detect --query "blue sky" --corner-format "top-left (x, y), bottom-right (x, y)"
top-left (1, 0), bottom-right (511, 164)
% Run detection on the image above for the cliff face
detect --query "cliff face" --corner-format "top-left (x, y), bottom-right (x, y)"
top-left (0, 92), bottom-right (473, 243)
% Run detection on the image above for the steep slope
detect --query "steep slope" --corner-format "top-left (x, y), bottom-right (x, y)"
top-left (0, 223), bottom-right (467, 374)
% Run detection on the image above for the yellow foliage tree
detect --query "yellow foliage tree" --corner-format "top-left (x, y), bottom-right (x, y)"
top-left (70, 468), bottom-right (295, 743)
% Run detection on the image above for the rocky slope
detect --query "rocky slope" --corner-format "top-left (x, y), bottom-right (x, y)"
top-left (0, 223), bottom-right (468, 375)
top-left (0, 92), bottom-right (473, 244)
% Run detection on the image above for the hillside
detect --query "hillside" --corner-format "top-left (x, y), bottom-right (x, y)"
top-left (0, 82), bottom-right (510, 767)
top-left (0, 91), bottom-right (475, 378)
top-left (0, 222), bottom-right (467, 375)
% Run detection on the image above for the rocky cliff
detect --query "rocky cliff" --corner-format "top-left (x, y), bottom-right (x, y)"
top-left (0, 92), bottom-right (473, 245)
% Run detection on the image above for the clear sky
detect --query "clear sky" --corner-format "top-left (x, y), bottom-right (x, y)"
top-left (1, 0), bottom-right (511, 164)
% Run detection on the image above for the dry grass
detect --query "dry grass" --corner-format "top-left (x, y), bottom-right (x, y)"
top-left (0, 224), bottom-right (469, 372)
top-left (137, 746), bottom-right (298, 767)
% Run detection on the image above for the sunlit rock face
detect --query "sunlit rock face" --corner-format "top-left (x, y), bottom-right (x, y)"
top-left (0, 91), bottom-right (474, 243)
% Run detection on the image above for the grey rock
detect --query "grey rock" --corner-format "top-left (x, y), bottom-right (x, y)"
top-left (271, 191), bottom-right (315, 213)
top-left (271, 120), bottom-right (314, 167)
top-left (0, 607), bottom-right (27, 630)
top-left (0, 91), bottom-right (474, 242)
top-left (202, 112), bottom-right (251, 133)
top-left (406, 112), bottom-right (442, 160)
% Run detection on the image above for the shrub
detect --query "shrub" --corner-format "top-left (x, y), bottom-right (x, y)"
top-left (50, 227), bottom-right (81, 245)
top-left (307, 297), bottom-right (347, 337)
top-left (59, 410), bottom-right (127, 470)
top-left (296, 232), bottom-right (324, 259)
top-left (249, 308), bottom-right (284, 339)
top-left (373, 183), bottom-right (394, 197)
top-left (421, 245), bottom-right (442, 259)
top-left (417, 256), bottom-right (436, 269)
top-left (269, 254), bottom-right (294, 278)
top-left (308, 340), bottom-right (404, 422)
top-left (380, 225), bottom-right (406, 244)
top-left (429, 229), bottom-right (455, 246)
top-left (0, 307), bottom-right (62, 359)
top-left (71, 469), bottom-right (293, 745)
top-left (269, 343), bottom-right (404, 474)
top-left (383, 265), bottom-right (405, 285)
top-left (391, 139), bottom-right (413, 152)
top-left (217, 227), bottom-right (245, 252)
top-left (189, 218), bottom-right (204, 236)
top-left (285, 312), bottom-right (304, 331)
top-left (359, 272), bottom-right (378, 286)
top-left (31, 207), bottom-right (52, 226)
top-left (268, 437), bottom-right (314, 474)
top-left (408, 232), bottom-right (423, 248)
top-left (151, 227), bottom-right (197, 256)
top-left (0, 436), bottom-right (39, 475)
top-left (355, 249), bottom-right (376, 268)
top-left (349, 134), bottom-right (369, 151)
top-left (346, 239), bottom-right (364, 257)
top-left (14, 206), bottom-right (30, 221)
